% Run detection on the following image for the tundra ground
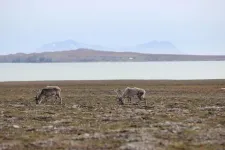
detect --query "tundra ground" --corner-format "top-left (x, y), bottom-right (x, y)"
top-left (0, 80), bottom-right (225, 150)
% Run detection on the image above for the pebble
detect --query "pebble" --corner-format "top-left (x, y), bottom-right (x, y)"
top-left (13, 125), bottom-right (20, 129)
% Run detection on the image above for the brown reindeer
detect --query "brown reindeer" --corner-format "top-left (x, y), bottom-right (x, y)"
top-left (35, 86), bottom-right (62, 104)
top-left (114, 87), bottom-right (146, 106)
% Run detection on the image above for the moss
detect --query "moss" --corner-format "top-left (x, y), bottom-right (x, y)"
top-left (0, 80), bottom-right (225, 149)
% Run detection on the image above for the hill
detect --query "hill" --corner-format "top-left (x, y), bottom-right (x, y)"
top-left (0, 48), bottom-right (225, 63)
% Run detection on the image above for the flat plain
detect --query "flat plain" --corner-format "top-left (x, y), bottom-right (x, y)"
top-left (0, 80), bottom-right (225, 150)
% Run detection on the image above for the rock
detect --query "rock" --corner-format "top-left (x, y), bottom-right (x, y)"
top-left (134, 109), bottom-right (149, 115)
top-left (119, 142), bottom-right (155, 150)
top-left (83, 133), bottom-right (90, 138)
top-left (43, 125), bottom-right (53, 129)
top-left (13, 125), bottom-right (20, 129)
top-left (93, 133), bottom-right (105, 139)
top-left (72, 104), bottom-right (79, 108)
top-left (192, 126), bottom-right (201, 130)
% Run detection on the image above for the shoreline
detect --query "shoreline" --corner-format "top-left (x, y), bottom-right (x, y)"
top-left (0, 79), bottom-right (225, 86)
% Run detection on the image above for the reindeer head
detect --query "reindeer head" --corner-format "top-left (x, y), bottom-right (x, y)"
top-left (114, 89), bottom-right (124, 105)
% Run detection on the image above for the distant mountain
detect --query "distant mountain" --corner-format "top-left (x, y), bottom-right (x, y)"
top-left (1, 48), bottom-right (225, 63)
top-left (123, 40), bottom-right (182, 54)
top-left (37, 40), bottom-right (181, 54)
top-left (36, 39), bottom-right (112, 52)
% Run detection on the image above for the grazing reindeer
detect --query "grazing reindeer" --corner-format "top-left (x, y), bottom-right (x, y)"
top-left (35, 86), bottom-right (62, 104)
top-left (114, 87), bottom-right (147, 106)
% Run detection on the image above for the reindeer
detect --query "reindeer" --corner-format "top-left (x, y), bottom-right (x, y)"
top-left (35, 86), bottom-right (62, 104)
top-left (114, 87), bottom-right (147, 106)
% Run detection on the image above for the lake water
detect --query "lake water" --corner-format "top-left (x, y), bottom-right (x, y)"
top-left (0, 61), bottom-right (224, 82)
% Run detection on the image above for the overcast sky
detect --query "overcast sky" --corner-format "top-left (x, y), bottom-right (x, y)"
top-left (1, 0), bottom-right (225, 55)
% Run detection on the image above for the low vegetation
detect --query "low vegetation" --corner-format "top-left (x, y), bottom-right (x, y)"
top-left (0, 80), bottom-right (225, 150)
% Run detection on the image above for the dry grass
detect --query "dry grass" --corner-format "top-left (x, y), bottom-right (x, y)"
top-left (0, 80), bottom-right (225, 150)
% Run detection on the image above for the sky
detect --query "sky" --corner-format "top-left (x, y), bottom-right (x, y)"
top-left (1, 0), bottom-right (225, 55)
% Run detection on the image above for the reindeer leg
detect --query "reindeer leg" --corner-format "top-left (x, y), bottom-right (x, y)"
top-left (59, 96), bottom-right (62, 105)
top-left (56, 93), bottom-right (62, 104)
top-left (45, 96), bottom-right (49, 103)
top-left (137, 94), bottom-right (143, 105)
top-left (53, 95), bottom-right (57, 104)
top-left (43, 95), bottom-right (50, 104)
top-left (140, 93), bottom-right (147, 106)
top-left (60, 97), bottom-right (62, 105)
top-left (59, 95), bottom-right (62, 105)
top-left (41, 95), bottom-right (48, 104)
top-left (144, 98), bottom-right (147, 106)
top-left (38, 97), bottom-right (44, 104)
top-left (119, 98), bottom-right (124, 105)
top-left (128, 97), bottom-right (131, 104)
top-left (138, 94), bottom-right (147, 106)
